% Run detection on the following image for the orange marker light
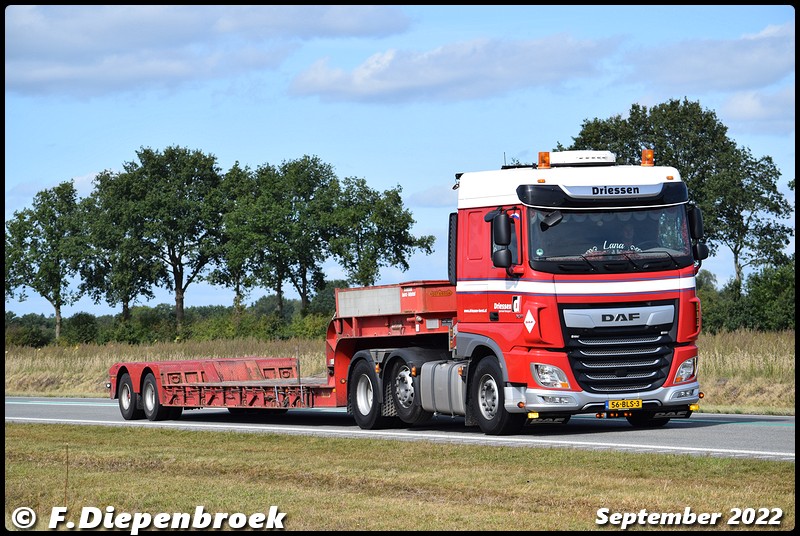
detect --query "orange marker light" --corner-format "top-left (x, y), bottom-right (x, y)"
top-left (538, 151), bottom-right (551, 169)
top-left (641, 149), bottom-right (654, 166)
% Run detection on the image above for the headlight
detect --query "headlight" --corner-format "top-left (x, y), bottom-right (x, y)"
top-left (673, 357), bottom-right (697, 384)
top-left (533, 363), bottom-right (570, 389)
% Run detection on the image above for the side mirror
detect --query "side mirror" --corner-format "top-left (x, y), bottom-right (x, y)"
top-left (493, 212), bottom-right (511, 246)
top-left (492, 249), bottom-right (512, 269)
top-left (693, 242), bottom-right (709, 261)
top-left (688, 204), bottom-right (704, 240)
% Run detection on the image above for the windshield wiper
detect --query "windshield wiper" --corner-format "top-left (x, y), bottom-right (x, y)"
top-left (537, 254), bottom-right (599, 272)
top-left (618, 250), bottom-right (681, 270)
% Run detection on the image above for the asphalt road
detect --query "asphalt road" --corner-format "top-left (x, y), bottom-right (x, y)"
top-left (5, 396), bottom-right (794, 462)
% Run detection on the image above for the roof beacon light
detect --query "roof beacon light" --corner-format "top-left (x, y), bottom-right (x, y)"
top-left (641, 148), bottom-right (655, 167)
top-left (538, 151), bottom-right (551, 169)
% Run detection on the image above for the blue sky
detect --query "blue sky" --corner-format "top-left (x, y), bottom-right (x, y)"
top-left (5, 5), bottom-right (795, 318)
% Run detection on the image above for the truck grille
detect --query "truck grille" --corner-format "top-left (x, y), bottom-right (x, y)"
top-left (568, 343), bottom-right (672, 394)
top-left (560, 301), bottom-right (678, 395)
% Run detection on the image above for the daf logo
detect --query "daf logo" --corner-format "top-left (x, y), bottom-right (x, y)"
top-left (602, 312), bottom-right (640, 322)
top-left (562, 305), bottom-right (674, 329)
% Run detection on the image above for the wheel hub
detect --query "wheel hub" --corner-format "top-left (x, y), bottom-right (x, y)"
top-left (478, 375), bottom-right (499, 420)
top-left (394, 366), bottom-right (414, 408)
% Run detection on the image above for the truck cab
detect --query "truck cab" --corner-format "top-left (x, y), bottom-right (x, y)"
top-left (448, 150), bottom-right (708, 433)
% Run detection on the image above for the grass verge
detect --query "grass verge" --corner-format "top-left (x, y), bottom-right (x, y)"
top-left (5, 423), bottom-right (795, 531)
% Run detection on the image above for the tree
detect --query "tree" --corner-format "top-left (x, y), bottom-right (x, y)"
top-left (705, 146), bottom-right (793, 285)
top-left (4, 181), bottom-right (84, 339)
top-left (329, 177), bottom-right (435, 286)
top-left (250, 162), bottom-right (294, 317)
top-left (563, 98), bottom-right (793, 284)
top-left (741, 255), bottom-right (795, 331)
top-left (124, 146), bottom-right (225, 335)
top-left (278, 155), bottom-right (340, 315)
top-left (206, 162), bottom-right (261, 315)
top-left (78, 170), bottom-right (166, 321)
top-left (308, 279), bottom-right (349, 316)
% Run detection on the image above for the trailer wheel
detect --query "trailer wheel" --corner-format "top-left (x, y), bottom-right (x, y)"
top-left (350, 359), bottom-right (389, 430)
top-left (390, 359), bottom-right (432, 425)
top-left (626, 412), bottom-right (670, 428)
top-left (470, 357), bottom-right (526, 436)
top-left (142, 372), bottom-right (170, 421)
top-left (118, 372), bottom-right (144, 420)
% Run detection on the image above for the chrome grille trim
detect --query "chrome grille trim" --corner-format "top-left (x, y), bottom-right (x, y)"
top-left (585, 371), bottom-right (657, 380)
top-left (578, 336), bottom-right (663, 345)
top-left (579, 347), bottom-right (662, 356)
top-left (578, 359), bottom-right (661, 368)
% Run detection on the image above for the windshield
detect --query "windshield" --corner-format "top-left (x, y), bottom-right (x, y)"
top-left (528, 206), bottom-right (693, 274)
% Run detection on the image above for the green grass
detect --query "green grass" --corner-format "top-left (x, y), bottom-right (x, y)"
top-left (5, 423), bottom-right (795, 531)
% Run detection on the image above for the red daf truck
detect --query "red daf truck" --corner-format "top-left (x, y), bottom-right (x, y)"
top-left (108, 149), bottom-right (709, 435)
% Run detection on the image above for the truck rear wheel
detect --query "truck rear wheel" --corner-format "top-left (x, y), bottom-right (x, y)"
top-left (142, 372), bottom-right (171, 421)
top-left (471, 358), bottom-right (526, 436)
top-left (390, 359), bottom-right (432, 425)
top-left (118, 372), bottom-right (144, 420)
top-left (350, 359), bottom-right (390, 430)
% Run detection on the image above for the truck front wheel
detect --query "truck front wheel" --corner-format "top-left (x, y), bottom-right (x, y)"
top-left (118, 372), bottom-right (144, 420)
top-left (471, 358), bottom-right (526, 436)
top-left (142, 372), bottom-right (171, 421)
top-left (350, 359), bottom-right (389, 430)
top-left (390, 359), bottom-right (432, 425)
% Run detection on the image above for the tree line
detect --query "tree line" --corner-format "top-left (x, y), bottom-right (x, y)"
top-left (5, 98), bottom-right (795, 345)
top-left (5, 150), bottom-right (434, 339)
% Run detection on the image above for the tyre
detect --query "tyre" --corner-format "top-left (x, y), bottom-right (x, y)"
top-left (168, 406), bottom-right (184, 420)
top-left (118, 372), bottom-right (144, 420)
top-left (389, 359), bottom-right (432, 425)
top-left (350, 359), bottom-right (390, 430)
top-left (470, 357), bottom-right (526, 435)
top-left (142, 372), bottom-right (171, 421)
top-left (626, 412), bottom-right (670, 428)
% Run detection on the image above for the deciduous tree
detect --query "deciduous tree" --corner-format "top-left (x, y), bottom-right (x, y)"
top-left (78, 170), bottom-right (166, 321)
top-left (124, 145), bottom-right (225, 335)
top-left (329, 177), bottom-right (434, 286)
top-left (5, 181), bottom-right (84, 339)
top-left (563, 98), bottom-right (793, 285)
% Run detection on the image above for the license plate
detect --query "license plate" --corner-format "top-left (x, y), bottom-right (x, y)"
top-left (605, 399), bottom-right (642, 410)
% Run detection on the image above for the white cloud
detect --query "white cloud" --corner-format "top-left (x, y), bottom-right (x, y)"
top-left (720, 84), bottom-right (795, 135)
top-left (4, 5), bottom-right (410, 98)
top-left (625, 21), bottom-right (795, 93)
top-left (290, 35), bottom-right (620, 102)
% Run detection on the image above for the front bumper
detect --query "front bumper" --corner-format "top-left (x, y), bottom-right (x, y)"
top-left (504, 380), bottom-right (701, 415)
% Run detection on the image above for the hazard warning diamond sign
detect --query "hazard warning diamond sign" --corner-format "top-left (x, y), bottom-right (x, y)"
top-left (524, 310), bottom-right (536, 333)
